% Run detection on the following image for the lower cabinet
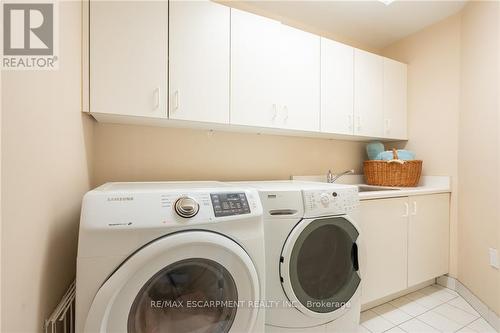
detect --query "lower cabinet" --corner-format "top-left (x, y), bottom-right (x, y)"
top-left (408, 194), bottom-right (450, 286)
top-left (359, 193), bottom-right (450, 306)
top-left (359, 197), bottom-right (408, 305)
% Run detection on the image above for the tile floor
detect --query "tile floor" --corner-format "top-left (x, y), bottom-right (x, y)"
top-left (359, 284), bottom-right (497, 333)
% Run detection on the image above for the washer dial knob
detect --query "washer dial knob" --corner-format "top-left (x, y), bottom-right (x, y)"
top-left (174, 196), bottom-right (199, 218)
top-left (320, 193), bottom-right (330, 206)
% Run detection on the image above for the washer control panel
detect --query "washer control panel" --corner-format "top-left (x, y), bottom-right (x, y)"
top-left (303, 187), bottom-right (359, 217)
top-left (210, 192), bottom-right (250, 217)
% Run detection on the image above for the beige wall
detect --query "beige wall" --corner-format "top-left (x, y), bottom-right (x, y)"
top-left (382, 14), bottom-right (462, 278)
top-left (384, 2), bottom-right (500, 315)
top-left (458, 1), bottom-right (500, 316)
top-left (93, 123), bottom-right (366, 186)
top-left (1, 2), bottom-right (93, 332)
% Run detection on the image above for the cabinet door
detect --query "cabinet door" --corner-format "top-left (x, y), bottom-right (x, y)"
top-left (169, 0), bottom-right (230, 123)
top-left (278, 25), bottom-right (320, 131)
top-left (90, 1), bottom-right (167, 117)
top-left (320, 38), bottom-right (354, 135)
top-left (383, 58), bottom-right (408, 139)
top-left (359, 198), bottom-right (408, 305)
top-left (408, 194), bottom-right (450, 286)
top-left (354, 49), bottom-right (384, 137)
top-left (230, 9), bottom-right (281, 128)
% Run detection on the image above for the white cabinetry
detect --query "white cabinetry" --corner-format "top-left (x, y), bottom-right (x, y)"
top-left (89, 5), bottom-right (407, 141)
top-left (90, 1), bottom-right (168, 117)
top-left (230, 9), bottom-right (281, 128)
top-left (383, 58), bottom-right (408, 139)
top-left (408, 194), bottom-right (450, 286)
top-left (320, 38), bottom-right (354, 135)
top-left (169, 0), bottom-right (230, 124)
top-left (231, 10), bottom-right (320, 131)
top-left (359, 193), bottom-right (450, 306)
top-left (277, 26), bottom-right (320, 131)
top-left (354, 49), bottom-right (384, 137)
top-left (359, 198), bottom-right (408, 305)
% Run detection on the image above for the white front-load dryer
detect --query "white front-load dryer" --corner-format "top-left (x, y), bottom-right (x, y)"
top-left (234, 181), bottom-right (361, 333)
top-left (76, 182), bottom-right (265, 333)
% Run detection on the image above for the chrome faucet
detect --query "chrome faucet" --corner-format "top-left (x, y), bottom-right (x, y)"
top-left (327, 169), bottom-right (355, 183)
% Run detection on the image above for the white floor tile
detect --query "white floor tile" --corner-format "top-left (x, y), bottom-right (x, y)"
top-left (417, 309), bottom-right (464, 332)
top-left (406, 290), bottom-right (446, 309)
top-left (447, 297), bottom-right (480, 316)
top-left (432, 303), bottom-right (479, 326)
top-left (420, 285), bottom-right (458, 303)
top-left (466, 318), bottom-right (497, 333)
top-left (398, 318), bottom-right (441, 333)
top-left (433, 284), bottom-right (459, 296)
top-left (357, 325), bottom-right (372, 333)
top-left (360, 283), bottom-right (494, 333)
top-left (372, 303), bottom-right (413, 325)
top-left (389, 295), bottom-right (429, 317)
top-left (361, 310), bottom-right (395, 333)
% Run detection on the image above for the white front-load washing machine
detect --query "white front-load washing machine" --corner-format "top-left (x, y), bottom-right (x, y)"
top-left (234, 181), bottom-right (361, 333)
top-left (76, 182), bottom-right (266, 333)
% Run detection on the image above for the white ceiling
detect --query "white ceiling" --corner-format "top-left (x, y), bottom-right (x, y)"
top-left (228, 0), bottom-right (467, 50)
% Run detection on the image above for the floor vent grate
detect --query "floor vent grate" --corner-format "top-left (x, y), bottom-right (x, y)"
top-left (44, 280), bottom-right (75, 333)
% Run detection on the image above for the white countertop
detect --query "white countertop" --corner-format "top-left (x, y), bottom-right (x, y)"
top-left (291, 175), bottom-right (451, 200)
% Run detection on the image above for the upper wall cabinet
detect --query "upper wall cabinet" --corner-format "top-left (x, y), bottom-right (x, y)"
top-left (169, 1), bottom-right (230, 124)
top-left (231, 10), bottom-right (320, 132)
top-left (354, 49), bottom-right (384, 138)
top-left (230, 9), bottom-right (281, 129)
top-left (278, 26), bottom-right (320, 132)
top-left (88, 3), bottom-right (407, 142)
top-left (320, 38), bottom-right (354, 135)
top-left (90, 1), bottom-right (168, 117)
top-left (383, 58), bottom-right (408, 140)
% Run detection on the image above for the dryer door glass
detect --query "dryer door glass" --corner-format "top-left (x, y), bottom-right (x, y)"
top-left (286, 217), bottom-right (360, 313)
top-left (128, 258), bottom-right (238, 333)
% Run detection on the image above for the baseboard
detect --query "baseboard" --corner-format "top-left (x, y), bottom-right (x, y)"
top-left (437, 275), bottom-right (500, 332)
top-left (361, 279), bottom-right (435, 311)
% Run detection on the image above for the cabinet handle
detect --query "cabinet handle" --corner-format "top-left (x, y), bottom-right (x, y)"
top-left (153, 87), bottom-right (160, 110)
top-left (272, 104), bottom-right (278, 121)
top-left (403, 202), bottom-right (409, 217)
top-left (283, 105), bottom-right (289, 123)
top-left (348, 114), bottom-right (353, 131)
top-left (357, 116), bottom-right (362, 132)
top-left (411, 201), bottom-right (417, 216)
top-left (385, 119), bottom-right (391, 134)
top-left (173, 90), bottom-right (180, 111)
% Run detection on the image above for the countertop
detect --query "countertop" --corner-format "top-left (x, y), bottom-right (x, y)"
top-left (291, 175), bottom-right (451, 201)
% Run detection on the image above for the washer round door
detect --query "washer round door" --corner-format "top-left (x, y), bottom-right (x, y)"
top-left (85, 231), bottom-right (260, 333)
top-left (280, 216), bottom-right (360, 320)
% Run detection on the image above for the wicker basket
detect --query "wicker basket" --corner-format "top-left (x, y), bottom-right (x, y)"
top-left (363, 149), bottom-right (423, 187)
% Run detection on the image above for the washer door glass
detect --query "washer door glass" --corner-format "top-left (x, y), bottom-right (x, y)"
top-left (128, 258), bottom-right (238, 333)
top-left (284, 217), bottom-right (360, 313)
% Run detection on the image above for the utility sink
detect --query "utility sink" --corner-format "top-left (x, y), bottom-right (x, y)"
top-left (357, 185), bottom-right (401, 192)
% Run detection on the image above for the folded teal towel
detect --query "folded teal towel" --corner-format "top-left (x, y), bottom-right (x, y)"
top-left (376, 150), bottom-right (416, 161)
top-left (366, 142), bottom-right (385, 160)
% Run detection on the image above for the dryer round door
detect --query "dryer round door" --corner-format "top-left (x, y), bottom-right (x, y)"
top-left (85, 231), bottom-right (260, 333)
top-left (280, 216), bottom-right (360, 320)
